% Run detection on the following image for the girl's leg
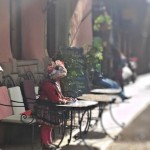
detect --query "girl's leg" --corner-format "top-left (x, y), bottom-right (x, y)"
top-left (41, 125), bottom-right (53, 145)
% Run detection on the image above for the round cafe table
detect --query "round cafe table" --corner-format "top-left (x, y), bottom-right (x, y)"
top-left (90, 88), bottom-right (122, 95)
top-left (57, 100), bottom-right (99, 145)
top-left (78, 91), bottom-right (124, 140)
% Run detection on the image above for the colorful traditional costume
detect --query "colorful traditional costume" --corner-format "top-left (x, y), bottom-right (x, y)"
top-left (39, 60), bottom-right (69, 149)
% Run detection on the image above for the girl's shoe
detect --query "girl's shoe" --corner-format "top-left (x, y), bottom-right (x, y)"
top-left (42, 143), bottom-right (57, 150)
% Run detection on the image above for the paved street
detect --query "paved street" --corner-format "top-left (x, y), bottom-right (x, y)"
top-left (1, 73), bottom-right (150, 150)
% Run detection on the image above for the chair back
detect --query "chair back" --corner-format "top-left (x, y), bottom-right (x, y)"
top-left (20, 80), bottom-right (36, 111)
top-left (2, 75), bottom-right (15, 88)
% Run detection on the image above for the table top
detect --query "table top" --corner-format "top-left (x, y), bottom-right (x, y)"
top-left (90, 88), bottom-right (122, 94)
top-left (78, 94), bottom-right (117, 102)
top-left (57, 100), bottom-right (98, 109)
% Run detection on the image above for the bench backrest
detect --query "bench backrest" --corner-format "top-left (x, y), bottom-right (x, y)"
top-left (0, 86), bottom-right (13, 119)
top-left (8, 86), bottom-right (25, 115)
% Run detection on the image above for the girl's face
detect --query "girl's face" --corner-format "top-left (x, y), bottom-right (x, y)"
top-left (48, 60), bottom-right (67, 80)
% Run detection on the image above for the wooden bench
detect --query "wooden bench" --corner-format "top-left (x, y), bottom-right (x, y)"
top-left (0, 75), bottom-right (37, 149)
top-left (0, 88), bottom-right (36, 149)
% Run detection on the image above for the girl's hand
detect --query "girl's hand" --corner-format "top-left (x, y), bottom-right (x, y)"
top-left (61, 99), bottom-right (68, 104)
top-left (64, 97), bottom-right (71, 101)
top-left (59, 98), bottom-right (68, 104)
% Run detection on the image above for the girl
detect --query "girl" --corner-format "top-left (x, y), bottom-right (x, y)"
top-left (39, 60), bottom-right (71, 149)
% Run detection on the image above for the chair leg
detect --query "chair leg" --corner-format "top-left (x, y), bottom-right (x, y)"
top-left (31, 124), bottom-right (35, 150)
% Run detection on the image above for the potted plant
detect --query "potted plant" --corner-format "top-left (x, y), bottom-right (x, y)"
top-left (56, 47), bottom-right (87, 95)
top-left (85, 37), bottom-right (104, 76)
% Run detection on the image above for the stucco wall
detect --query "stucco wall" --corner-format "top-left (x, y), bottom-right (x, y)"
top-left (69, 0), bottom-right (93, 50)
top-left (0, 0), bottom-right (13, 63)
top-left (0, 0), bottom-right (93, 62)
top-left (21, 0), bottom-right (46, 60)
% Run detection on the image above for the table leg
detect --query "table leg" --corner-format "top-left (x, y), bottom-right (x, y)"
top-left (56, 113), bottom-right (67, 147)
top-left (79, 109), bottom-right (90, 134)
top-left (99, 104), bottom-right (118, 140)
top-left (68, 110), bottom-right (73, 145)
top-left (84, 109), bottom-right (92, 133)
top-left (109, 103), bottom-right (125, 128)
top-left (67, 109), bottom-right (92, 145)
top-left (79, 109), bottom-right (93, 150)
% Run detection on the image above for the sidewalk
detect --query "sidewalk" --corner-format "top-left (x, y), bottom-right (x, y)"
top-left (1, 73), bottom-right (150, 150)
top-left (107, 74), bottom-right (150, 150)
top-left (107, 104), bottom-right (150, 150)
top-left (60, 73), bottom-right (150, 150)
